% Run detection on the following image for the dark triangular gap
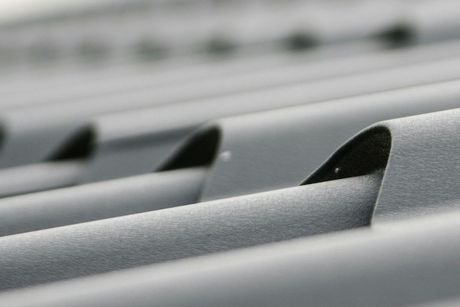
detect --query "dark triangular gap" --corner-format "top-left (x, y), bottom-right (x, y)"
top-left (304, 126), bottom-right (391, 185)
top-left (49, 127), bottom-right (95, 161)
top-left (159, 126), bottom-right (221, 171)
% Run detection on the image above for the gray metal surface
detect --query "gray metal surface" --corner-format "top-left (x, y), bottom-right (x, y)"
top-left (0, 167), bottom-right (206, 236)
top-left (4, 50), bottom-right (460, 170)
top-left (0, 173), bottom-right (381, 290)
top-left (196, 80), bottom-right (460, 200)
top-left (2, 75), bottom-right (460, 201)
top-left (305, 108), bottom-right (460, 222)
top-left (2, 107), bottom-right (460, 290)
top-left (3, 209), bottom-right (459, 307)
top-left (2, 2), bottom-right (460, 305)
top-left (1, 53), bottom-right (460, 196)
top-left (0, 40), bottom-right (386, 109)
top-left (0, 77), bottom-right (459, 203)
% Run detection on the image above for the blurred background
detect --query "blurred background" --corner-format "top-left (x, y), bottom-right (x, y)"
top-left (1, 0), bottom-right (460, 76)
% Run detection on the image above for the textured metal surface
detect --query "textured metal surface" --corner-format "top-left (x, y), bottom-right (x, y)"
top-left (0, 173), bottom-right (381, 290)
top-left (0, 167), bottom-right (207, 236)
top-left (2, 42), bottom-right (460, 169)
top-left (1, 1), bottom-right (460, 305)
top-left (3, 209), bottom-right (458, 307)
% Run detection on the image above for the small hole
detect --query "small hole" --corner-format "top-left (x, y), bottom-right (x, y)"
top-left (378, 24), bottom-right (414, 47)
top-left (284, 32), bottom-right (316, 51)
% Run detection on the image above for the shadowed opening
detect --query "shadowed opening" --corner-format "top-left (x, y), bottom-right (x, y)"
top-left (304, 126), bottom-right (392, 184)
top-left (160, 126), bottom-right (221, 171)
top-left (49, 127), bottom-right (95, 161)
top-left (284, 31), bottom-right (317, 51)
top-left (378, 23), bottom-right (414, 48)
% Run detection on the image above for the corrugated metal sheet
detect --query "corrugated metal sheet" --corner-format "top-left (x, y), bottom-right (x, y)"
top-left (0, 1), bottom-right (459, 306)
